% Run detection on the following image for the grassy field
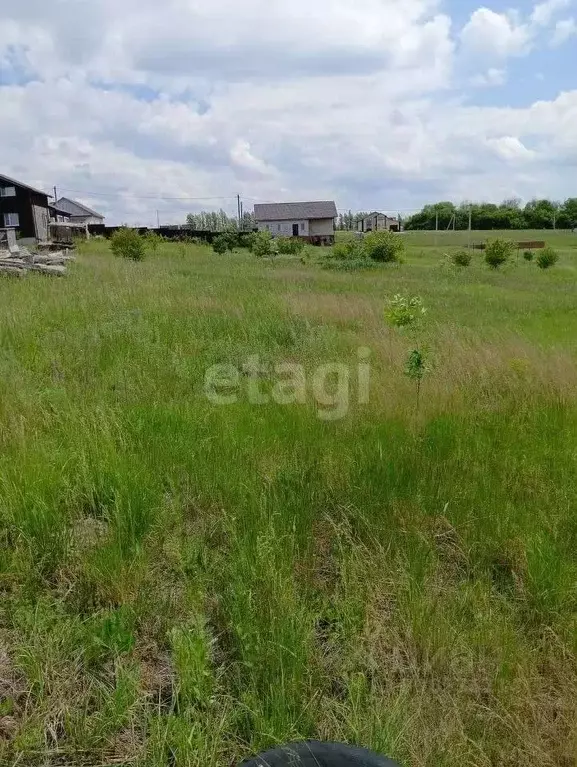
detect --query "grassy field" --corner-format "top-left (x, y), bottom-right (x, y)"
top-left (338, 228), bottom-right (577, 249)
top-left (407, 230), bottom-right (577, 250)
top-left (2, 232), bottom-right (577, 766)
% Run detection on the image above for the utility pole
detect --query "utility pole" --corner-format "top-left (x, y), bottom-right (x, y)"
top-left (435, 212), bottom-right (439, 247)
top-left (156, 210), bottom-right (160, 229)
top-left (237, 194), bottom-right (242, 229)
top-left (240, 201), bottom-right (244, 230)
top-left (468, 205), bottom-right (472, 249)
top-left (553, 212), bottom-right (556, 231)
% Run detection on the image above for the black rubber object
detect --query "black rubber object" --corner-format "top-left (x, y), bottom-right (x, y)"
top-left (241, 740), bottom-right (401, 767)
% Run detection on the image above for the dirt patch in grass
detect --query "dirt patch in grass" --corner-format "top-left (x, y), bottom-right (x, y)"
top-left (136, 643), bottom-right (175, 710)
top-left (0, 635), bottom-right (27, 744)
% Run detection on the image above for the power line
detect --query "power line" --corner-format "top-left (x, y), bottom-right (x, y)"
top-left (55, 187), bottom-right (420, 211)
top-left (56, 187), bottom-right (239, 202)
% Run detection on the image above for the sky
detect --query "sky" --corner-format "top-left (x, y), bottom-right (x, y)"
top-left (0, 0), bottom-right (576, 225)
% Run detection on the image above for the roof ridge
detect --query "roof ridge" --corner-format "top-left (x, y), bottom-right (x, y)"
top-left (0, 173), bottom-right (49, 197)
top-left (55, 196), bottom-right (104, 218)
top-left (254, 200), bottom-right (337, 222)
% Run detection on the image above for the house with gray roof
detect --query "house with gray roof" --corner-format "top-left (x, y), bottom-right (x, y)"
top-left (55, 197), bottom-right (105, 225)
top-left (254, 201), bottom-right (337, 245)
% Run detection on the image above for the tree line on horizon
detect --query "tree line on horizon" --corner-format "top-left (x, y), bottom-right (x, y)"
top-left (186, 209), bottom-right (256, 232)
top-left (403, 198), bottom-right (577, 231)
top-left (330, 199), bottom-right (577, 232)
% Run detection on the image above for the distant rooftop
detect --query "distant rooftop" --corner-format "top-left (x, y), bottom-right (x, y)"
top-left (364, 212), bottom-right (399, 220)
top-left (254, 201), bottom-right (337, 222)
top-left (55, 197), bottom-right (104, 219)
top-left (49, 203), bottom-right (72, 217)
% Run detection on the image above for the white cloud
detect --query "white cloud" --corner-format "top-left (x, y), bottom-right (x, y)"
top-left (0, 0), bottom-right (454, 88)
top-left (551, 17), bottom-right (577, 43)
top-left (230, 140), bottom-right (275, 177)
top-left (486, 136), bottom-right (536, 162)
top-left (470, 67), bottom-right (507, 87)
top-left (0, 0), bottom-right (576, 224)
top-left (531, 0), bottom-right (571, 26)
top-left (460, 0), bottom-right (572, 60)
top-left (460, 8), bottom-right (531, 57)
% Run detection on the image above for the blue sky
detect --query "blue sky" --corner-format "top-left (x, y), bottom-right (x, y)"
top-left (0, 0), bottom-right (576, 224)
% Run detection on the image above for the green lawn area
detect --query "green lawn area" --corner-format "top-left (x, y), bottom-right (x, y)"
top-left (392, 228), bottom-right (577, 249)
top-left (1, 235), bottom-right (577, 766)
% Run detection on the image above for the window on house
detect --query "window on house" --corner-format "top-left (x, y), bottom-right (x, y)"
top-left (0, 186), bottom-right (16, 197)
top-left (278, 224), bottom-right (281, 232)
top-left (3, 213), bottom-right (19, 227)
top-left (300, 222), bottom-right (305, 232)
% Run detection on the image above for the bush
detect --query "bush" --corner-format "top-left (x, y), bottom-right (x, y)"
top-left (385, 294), bottom-right (427, 329)
top-left (110, 228), bottom-right (146, 261)
top-left (523, 250), bottom-right (534, 261)
top-left (212, 232), bottom-right (237, 255)
top-left (252, 231), bottom-right (274, 257)
top-left (331, 238), bottom-right (365, 261)
top-left (485, 238), bottom-right (514, 269)
top-left (363, 230), bottom-right (405, 263)
top-left (144, 232), bottom-right (163, 253)
top-left (452, 250), bottom-right (471, 267)
top-left (537, 247), bottom-right (559, 269)
top-left (239, 232), bottom-right (256, 251)
top-left (212, 236), bottom-right (228, 255)
top-left (276, 236), bottom-right (305, 255)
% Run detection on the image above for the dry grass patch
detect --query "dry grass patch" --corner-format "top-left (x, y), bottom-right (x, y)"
top-left (283, 292), bottom-right (382, 326)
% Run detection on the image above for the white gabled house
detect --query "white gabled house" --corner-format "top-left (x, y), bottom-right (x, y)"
top-left (254, 201), bottom-right (338, 245)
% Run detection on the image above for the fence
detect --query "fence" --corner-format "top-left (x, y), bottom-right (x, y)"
top-left (87, 225), bottom-right (256, 245)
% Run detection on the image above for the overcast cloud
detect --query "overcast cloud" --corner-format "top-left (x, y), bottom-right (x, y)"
top-left (0, 0), bottom-right (576, 224)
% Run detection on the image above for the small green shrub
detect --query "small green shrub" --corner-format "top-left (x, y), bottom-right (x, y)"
top-left (438, 254), bottom-right (456, 272)
top-left (332, 238), bottom-right (364, 261)
top-left (212, 232), bottom-right (237, 255)
top-left (452, 250), bottom-right (472, 267)
top-left (537, 247), bottom-right (559, 269)
top-left (212, 236), bottom-right (228, 255)
top-left (363, 230), bottom-right (405, 263)
top-left (385, 294), bottom-right (427, 329)
top-left (252, 231), bottom-right (274, 257)
top-left (485, 238), bottom-right (514, 269)
top-left (276, 236), bottom-right (305, 255)
top-left (110, 228), bottom-right (146, 261)
top-left (405, 348), bottom-right (429, 410)
top-left (240, 232), bottom-right (256, 251)
top-left (145, 231), bottom-right (163, 253)
top-left (523, 250), bottom-right (534, 261)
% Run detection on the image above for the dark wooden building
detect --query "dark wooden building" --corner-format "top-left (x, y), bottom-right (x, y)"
top-left (0, 173), bottom-right (50, 241)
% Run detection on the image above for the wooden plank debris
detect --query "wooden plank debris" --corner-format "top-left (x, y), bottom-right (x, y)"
top-left (0, 242), bottom-right (74, 276)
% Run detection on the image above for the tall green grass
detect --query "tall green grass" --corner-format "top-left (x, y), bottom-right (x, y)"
top-left (1, 238), bottom-right (577, 766)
